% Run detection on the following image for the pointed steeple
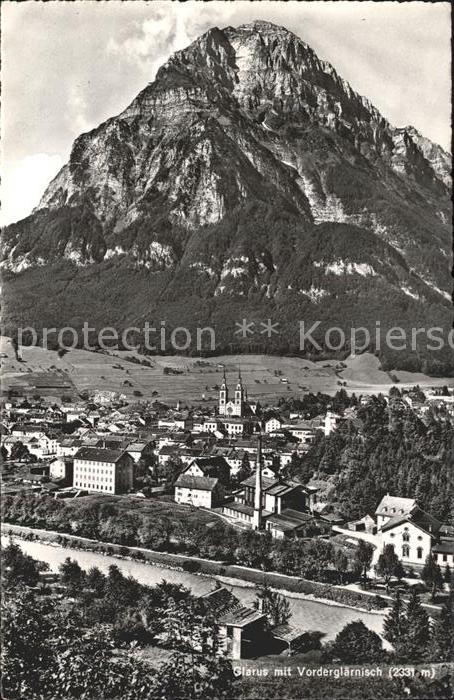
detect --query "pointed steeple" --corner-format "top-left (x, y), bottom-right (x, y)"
top-left (219, 366), bottom-right (228, 415)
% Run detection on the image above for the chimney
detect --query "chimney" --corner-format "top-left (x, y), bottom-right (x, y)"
top-left (252, 434), bottom-right (262, 530)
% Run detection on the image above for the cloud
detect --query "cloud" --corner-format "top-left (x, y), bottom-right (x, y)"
top-left (66, 85), bottom-right (91, 135)
top-left (1, 153), bottom-right (63, 226)
top-left (107, 9), bottom-right (195, 80)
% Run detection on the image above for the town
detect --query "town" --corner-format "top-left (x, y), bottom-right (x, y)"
top-left (2, 365), bottom-right (454, 700)
top-left (2, 367), bottom-right (454, 618)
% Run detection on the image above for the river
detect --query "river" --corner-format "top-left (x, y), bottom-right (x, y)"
top-left (3, 535), bottom-right (387, 643)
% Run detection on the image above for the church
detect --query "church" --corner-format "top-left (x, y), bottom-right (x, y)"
top-left (219, 370), bottom-right (250, 418)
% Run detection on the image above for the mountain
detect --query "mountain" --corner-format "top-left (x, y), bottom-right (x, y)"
top-left (1, 20), bottom-right (452, 372)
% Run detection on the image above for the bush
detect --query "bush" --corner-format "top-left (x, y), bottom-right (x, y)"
top-left (182, 560), bottom-right (201, 573)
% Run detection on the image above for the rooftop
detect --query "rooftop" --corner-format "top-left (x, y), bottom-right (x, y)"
top-left (74, 447), bottom-right (126, 463)
top-left (432, 541), bottom-right (454, 555)
top-left (218, 605), bottom-right (265, 628)
top-left (175, 474), bottom-right (219, 491)
top-left (381, 506), bottom-right (442, 536)
top-left (375, 495), bottom-right (416, 516)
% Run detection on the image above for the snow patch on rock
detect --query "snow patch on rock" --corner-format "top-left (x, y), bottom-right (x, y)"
top-left (314, 260), bottom-right (376, 276)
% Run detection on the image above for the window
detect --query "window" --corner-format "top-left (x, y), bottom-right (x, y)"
top-left (443, 554), bottom-right (447, 562)
top-left (402, 545), bottom-right (410, 557)
top-left (417, 547), bottom-right (423, 559)
top-left (403, 531), bottom-right (410, 542)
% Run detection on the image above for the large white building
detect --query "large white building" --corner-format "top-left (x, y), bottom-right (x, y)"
top-left (376, 495), bottom-right (443, 567)
top-left (73, 447), bottom-right (133, 494)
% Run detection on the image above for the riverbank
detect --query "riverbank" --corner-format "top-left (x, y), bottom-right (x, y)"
top-left (2, 522), bottom-right (389, 614)
top-left (2, 530), bottom-right (389, 643)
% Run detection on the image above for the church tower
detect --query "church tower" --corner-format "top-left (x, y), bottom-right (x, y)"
top-left (252, 434), bottom-right (263, 530)
top-left (219, 370), bottom-right (228, 416)
top-left (234, 369), bottom-right (244, 417)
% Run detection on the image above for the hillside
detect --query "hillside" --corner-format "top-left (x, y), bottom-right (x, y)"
top-left (1, 20), bottom-right (452, 373)
top-left (1, 337), bottom-right (452, 405)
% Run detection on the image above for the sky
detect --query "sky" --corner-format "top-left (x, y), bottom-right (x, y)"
top-left (1, 0), bottom-right (451, 226)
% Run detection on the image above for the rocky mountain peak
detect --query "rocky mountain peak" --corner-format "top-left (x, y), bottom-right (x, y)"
top-left (2, 20), bottom-right (452, 373)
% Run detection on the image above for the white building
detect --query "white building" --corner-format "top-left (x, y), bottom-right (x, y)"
top-left (174, 474), bottom-right (223, 508)
top-left (324, 411), bottom-right (341, 436)
top-left (73, 447), bottom-right (133, 494)
top-left (264, 416), bottom-right (283, 433)
top-left (380, 506), bottom-right (442, 567)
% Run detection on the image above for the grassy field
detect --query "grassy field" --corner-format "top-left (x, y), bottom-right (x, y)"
top-left (1, 337), bottom-right (453, 405)
top-left (62, 493), bottom-right (220, 528)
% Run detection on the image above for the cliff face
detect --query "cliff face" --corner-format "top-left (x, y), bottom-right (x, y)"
top-left (1, 20), bottom-right (452, 370)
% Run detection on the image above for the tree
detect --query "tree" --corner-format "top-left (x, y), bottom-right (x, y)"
top-left (1, 444), bottom-right (8, 462)
top-left (86, 566), bottom-right (106, 597)
top-left (10, 441), bottom-right (31, 462)
top-left (375, 545), bottom-right (404, 593)
top-left (399, 590), bottom-right (431, 662)
top-left (254, 585), bottom-right (291, 629)
top-left (329, 620), bottom-right (383, 663)
top-left (354, 540), bottom-right (374, 588)
top-left (1, 540), bottom-right (45, 588)
top-left (444, 564), bottom-right (452, 588)
top-left (235, 452), bottom-right (252, 484)
top-left (2, 587), bottom-right (158, 700)
top-left (383, 590), bottom-right (406, 650)
top-left (59, 557), bottom-right (85, 595)
top-left (421, 554), bottom-right (444, 601)
top-left (152, 650), bottom-right (234, 699)
top-left (334, 549), bottom-right (349, 585)
top-left (431, 593), bottom-right (454, 662)
top-left (1, 588), bottom-right (55, 698)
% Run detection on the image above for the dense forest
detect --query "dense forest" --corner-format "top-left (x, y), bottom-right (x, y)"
top-left (289, 394), bottom-right (454, 523)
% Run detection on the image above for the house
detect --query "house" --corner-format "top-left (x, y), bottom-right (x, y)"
top-left (73, 447), bottom-right (134, 494)
top-left (49, 457), bottom-right (74, 483)
top-left (272, 624), bottom-right (316, 656)
top-left (265, 509), bottom-right (320, 540)
top-left (347, 514), bottom-right (376, 533)
top-left (183, 456), bottom-right (230, 486)
top-left (375, 494), bottom-right (417, 530)
top-left (203, 418), bottom-right (225, 437)
top-left (174, 474), bottom-right (224, 508)
top-left (126, 440), bottom-right (154, 464)
top-left (380, 505), bottom-right (442, 567)
top-left (57, 437), bottom-right (83, 457)
top-left (220, 416), bottom-right (246, 436)
top-left (157, 445), bottom-right (201, 467)
top-left (158, 414), bottom-right (191, 431)
top-left (11, 424), bottom-right (46, 439)
top-left (224, 469), bottom-right (317, 528)
top-left (206, 446), bottom-right (243, 475)
top-left (324, 411), bottom-right (341, 436)
top-left (432, 540), bottom-right (454, 568)
top-left (283, 420), bottom-right (321, 444)
top-left (200, 587), bottom-right (267, 659)
top-left (264, 415), bottom-right (283, 433)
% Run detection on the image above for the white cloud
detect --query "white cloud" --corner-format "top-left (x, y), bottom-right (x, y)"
top-left (66, 85), bottom-right (91, 135)
top-left (1, 153), bottom-right (63, 226)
